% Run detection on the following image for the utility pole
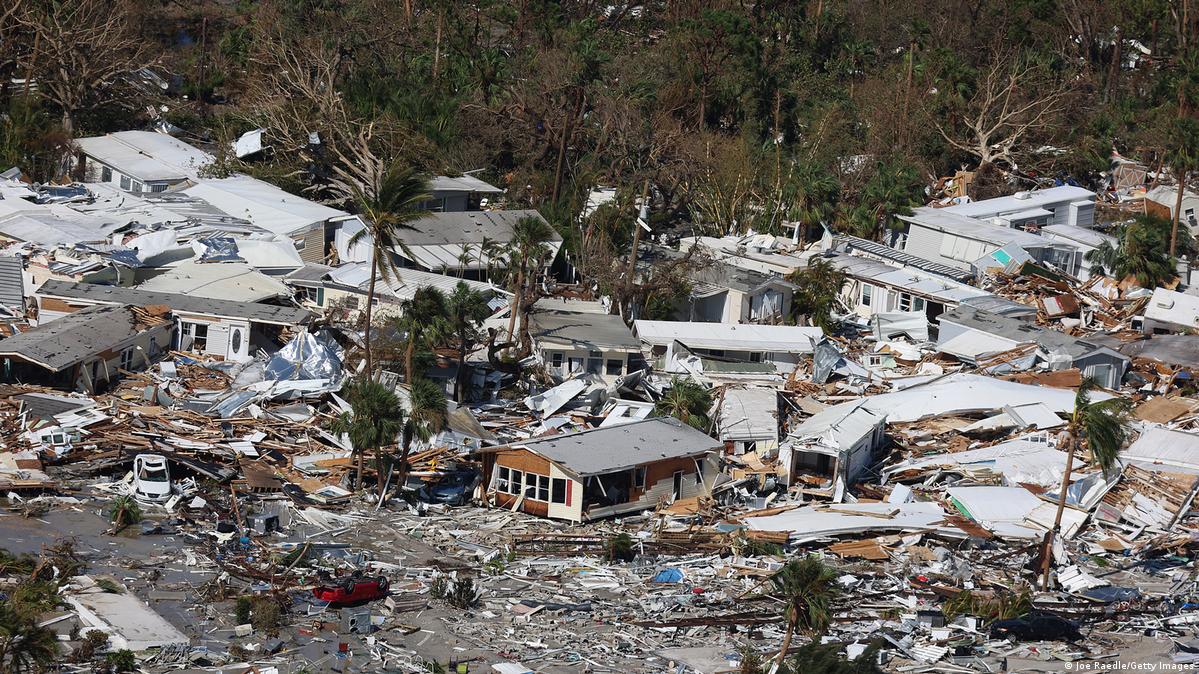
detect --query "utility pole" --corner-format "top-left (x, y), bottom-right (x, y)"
top-left (622, 178), bottom-right (652, 319)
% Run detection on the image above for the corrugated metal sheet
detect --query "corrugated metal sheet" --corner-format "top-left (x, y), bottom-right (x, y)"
top-left (0, 255), bottom-right (24, 312)
top-left (718, 387), bottom-right (778, 442)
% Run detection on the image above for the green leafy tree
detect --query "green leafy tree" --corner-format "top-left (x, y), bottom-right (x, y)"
top-left (394, 287), bottom-right (450, 384)
top-left (769, 555), bottom-right (840, 668)
top-left (787, 257), bottom-right (847, 331)
top-left (329, 377), bottom-right (406, 492)
top-left (108, 496), bottom-right (141, 535)
top-left (446, 282), bottom-right (493, 402)
top-left (1085, 214), bottom-right (1189, 288)
top-left (335, 161), bottom-right (432, 377)
top-left (1041, 378), bottom-right (1132, 590)
top-left (396, 378), bottom-right (449, 490)
top-left (653, 377), bottom-right (712, 431)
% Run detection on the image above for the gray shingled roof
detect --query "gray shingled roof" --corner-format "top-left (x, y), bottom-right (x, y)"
top-left (36, 280), bottom-right (311, 326)
top-left (0, 256), bottom-right (23, 312)
top-left (506, 416), bottom-right (721, 476)
top-left (0, 305), bottom-right (152, 371)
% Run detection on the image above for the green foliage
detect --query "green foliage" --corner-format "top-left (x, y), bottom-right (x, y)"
top-left (0, 100), bottom-right (68, 184)
top-left (0, 600), bottom-right (60, 673)
top-left (109, 496), bottom-right (142, 533)
top-left (1073, 378), bottom-right (1133, 472)
top-left (941, 586), bottom-right (1033, 623)
top-left (106, 649), bottom-right (137, 672)
top-left (770, 556), bottom-right (840, 637)
top-left (653, 377), bottom-right (713, 431)
top-left (788, 257), bottom-right (847, 331)
top-left (849, 161), bottom-right (924, 240)
top-left (1085, 214), bottom-right (1188, 288)
top-left (0, 550), bottom-right (36, 577)
top-left (778, 641), bottom-right (884, 674)
top-left (431, 575), bottom-right (477, 609)
top-left (330, 377), bottom-right (406, 455)
top-left (234, 596), bottom-right (252, 625)
top-left (73, 630), bottom-right (110, 663)
top-left (250, 596), bottom-right (283, 633)
top-left (95, 579), bottom-right (123, 594)
top-left (606, 532), bottom-right (636, 563)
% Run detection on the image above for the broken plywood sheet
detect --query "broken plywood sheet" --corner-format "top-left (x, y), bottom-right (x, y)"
top-left (1135, 396), bottom-right (1198, 424)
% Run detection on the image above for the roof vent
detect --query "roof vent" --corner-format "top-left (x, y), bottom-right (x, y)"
top-left (1013, 191), bottom-right (1031, 200)
top-left (1157, 298), bottom-right (1175, 309)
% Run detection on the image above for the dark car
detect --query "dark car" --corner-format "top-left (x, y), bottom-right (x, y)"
top-left (312, 576), bottom-right (389, 606)
top-left (418, 470), bottom-right (480, 506)
top-left (990, 613), bottom-right (1082, 642)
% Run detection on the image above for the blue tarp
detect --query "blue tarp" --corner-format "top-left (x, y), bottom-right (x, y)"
top-left (653, 568), bottom-right (685, 583)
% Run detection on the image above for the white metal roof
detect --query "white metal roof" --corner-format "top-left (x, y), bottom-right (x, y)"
top-left (886, 437), bottom-right (1068, 487)
top-left (1123, 426), bottom-right (1199, 473)
top-left (633, 320), bottom-right (823, 353)
top-left (718, 387), bottom-right (778, 442)
top-left (940, 186), bottom-right (1095, 219)
top-left (1144, 287), bottom-right (1199, 328)
top-left (829, 254), bottom-right (991, 304)
top-left (1041, 224), bottom-right (1116, 249)
top-left (900, 208), bottom-right (1059, 249)
top-left (75, 131), bottom-right (213, 182)
top-left (326, 263), bottom-right (498, 301)
top-left (786, 399), bottom-right (884, 451)
top-left (181, 175), bottom-right (346, 237)
top-left (136, 261), bottom-right (290, 302)
top-left (0, 198), bottom-right (123, 246)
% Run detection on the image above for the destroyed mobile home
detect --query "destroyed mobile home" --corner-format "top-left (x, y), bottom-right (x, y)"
top-left (3, 136), bottom-right (1199, 674)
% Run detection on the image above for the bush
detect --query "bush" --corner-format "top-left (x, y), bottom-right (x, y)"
top-left (234, 596), bottom-right (252, 624)
top-left (250, 596), bottom-right (283, 633)
top-left (73, 629), bottom-right (110, 662)
top-left (606, 533), bottom-right (635, 562)
top-left (106, 649), bottom-right (136, 672)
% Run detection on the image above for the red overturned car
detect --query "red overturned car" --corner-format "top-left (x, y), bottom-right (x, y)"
top-left (312, 576), bottom-right (389, 606)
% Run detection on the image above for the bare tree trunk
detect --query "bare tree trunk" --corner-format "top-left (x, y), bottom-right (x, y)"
top-left (505, 267), bottom-right (524, 353)
top-left (355, 447), bottom-right (365, 491)
top-left (552, 89), bottom-right (584, 202)
top-left (455, 344), bottom-right (468, 402)
top-left (774, 617), bottom-right (796, 669)
top-left (404, 337), bottom-right (416, 383)
top-left (433, 11), bottom-right (443, 79)
top-left (1042, 432), bottom-right (1077, 590)
top-left (622, 179), bottom-right (652, 319)
top-left (1171, 171), bottom-right (1186, 257)
top-left (364, 255), bottom-right (379, 378)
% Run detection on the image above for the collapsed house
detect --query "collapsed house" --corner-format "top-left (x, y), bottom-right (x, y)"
top-left (645, 244), bottom-right (798, 324)
top-left (936, 305), bottom-right (1129, 388)
top-left (0, 304), bottom-right (172, 392)
top-left (777, 399), bottom-right (887, 491)
top-left (478, 416), bottom-right (722, 522)
top-left (34, 280), bottom-right (311, 362)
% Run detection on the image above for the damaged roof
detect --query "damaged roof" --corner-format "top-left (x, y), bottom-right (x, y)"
top-left (528, 303), bottom-right (641, 352)
top-left (634, 320), bottom-right (822, 353)
top-left (36, 280), bottom-right (312, 326)
top-left (500, 416), bottom-right (722, 477)
top-left (75, 131), bottom-right (212, 182)
top-left (0, 304), bottom-right (166, 371)
top-left (0, 255), bottom-right (24, 313)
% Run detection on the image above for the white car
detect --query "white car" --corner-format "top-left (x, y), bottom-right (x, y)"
top-left (132, 454), bottom-right (172, 502)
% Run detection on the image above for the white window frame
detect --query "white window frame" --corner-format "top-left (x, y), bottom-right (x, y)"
top-left (119, 347), bottom-right (136, 371)
top-left (551, 477), bottom-right (568, 504)
top-left (860, 283), bottom-right (873, 307)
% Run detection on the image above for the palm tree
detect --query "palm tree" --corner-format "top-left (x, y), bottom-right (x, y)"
top-left (654, 377), bottom-right (712, 431)
top-left (329, 377), bottom-right (406, 492)
top-left (854, 161), bottom-right (922, 241)
top-left (1085, 214), bottom-right (1185, 288)
top-left (396, 378), bottom-right (449, 492)
top-left (0, 602), bottom-right (59, 674)
top-left (336, 161), bottom-right (432, 377)
top-left (1040, 378), bottom-right (1132, 590)
top-left (456, 242), bottom-right (476, 278)
top-left (783, 164), bottom-right (838, 244)
top-left (503, 216), bottom-right (556, 351)
top-left (447, 282), bottom-right (493, 402)
top-left (786, 257), bottom-right (847, 331)
top-left (479, 235), bottom-right (502, 283)
top-left (769, 555), bottom-right (840, 668)
top-left (108, 495), bottom-right (142, 535)
top-left (1165, 117), bottom-right (1199, 257)
top-left (394, 286), bottom-right (450, 384)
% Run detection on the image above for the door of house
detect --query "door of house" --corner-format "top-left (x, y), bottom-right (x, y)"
top-left (672, 470), bottom-right (683, 500)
